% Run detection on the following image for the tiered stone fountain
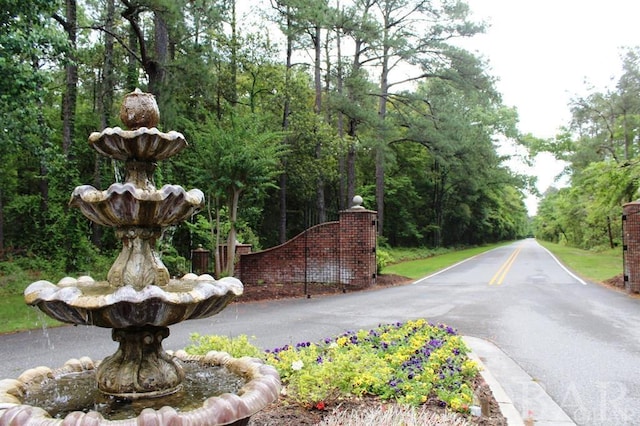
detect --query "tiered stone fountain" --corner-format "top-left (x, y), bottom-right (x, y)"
top-left (0, 89), bottom-right (280, 425)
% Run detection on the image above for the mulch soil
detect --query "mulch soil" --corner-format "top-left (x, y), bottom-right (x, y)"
top-left (238, 274), bottom-right (508, 425)
top-left (248, 375), bottom-right (506, 425)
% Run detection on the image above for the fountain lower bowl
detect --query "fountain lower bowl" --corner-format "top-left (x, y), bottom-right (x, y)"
top-left (24, 274), bottom-right (243, 328)
top-left (0, 351), bottom-right (281, 426)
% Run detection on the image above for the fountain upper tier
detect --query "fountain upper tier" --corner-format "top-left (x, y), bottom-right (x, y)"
top-left (89, 126), bottom-right (187, 161)
top-left (75, 101), bottom-right (201, 227)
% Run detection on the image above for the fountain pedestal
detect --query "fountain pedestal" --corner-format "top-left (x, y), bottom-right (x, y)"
top-left (108, 227), bottom-right (169, 289)
top-left (97, 326), bottom-right (184, 398)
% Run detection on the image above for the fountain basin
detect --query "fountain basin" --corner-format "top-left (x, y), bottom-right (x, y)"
top-left (0, 351), bottom-right (281, 426)
top-left (24, 274), bottom-right (243, 329)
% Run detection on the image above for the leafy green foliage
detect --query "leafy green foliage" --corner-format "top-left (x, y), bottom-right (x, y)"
top-left (1, 0), bottom-right (534, 273)
top-left (186, 334), bottom-right (264, 359)
top-left (376, 247), bottom-right (393, 273)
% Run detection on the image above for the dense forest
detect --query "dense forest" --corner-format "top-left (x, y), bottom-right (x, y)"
top-left (1, 0), bottom-right (537, 274)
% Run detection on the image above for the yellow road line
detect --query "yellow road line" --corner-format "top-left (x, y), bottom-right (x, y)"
top-left (489, 248), bottom-right (521, 286)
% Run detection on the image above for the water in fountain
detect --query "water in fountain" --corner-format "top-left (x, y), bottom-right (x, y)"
top-left (0, 89), bottom-right (280, 426)
top-left (22, 362), bottom-right (245, 420)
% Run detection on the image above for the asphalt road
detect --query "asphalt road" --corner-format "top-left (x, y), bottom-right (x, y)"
top-left (1, 239), bottom-right (639, 425)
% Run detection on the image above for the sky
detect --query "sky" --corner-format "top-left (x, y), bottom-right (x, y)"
top-left (458, 0), bottom-right (640, 213)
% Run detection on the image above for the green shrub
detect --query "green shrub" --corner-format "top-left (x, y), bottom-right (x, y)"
top-left (376, 247), bottom-right (393, 274)
top-left (0, 262), bottom-right (33, 296)
top-left (186, 334), bottom-right (264, 359)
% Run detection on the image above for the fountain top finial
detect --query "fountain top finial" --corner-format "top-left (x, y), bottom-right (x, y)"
top-left (119, 88), bottom-right (159, 130)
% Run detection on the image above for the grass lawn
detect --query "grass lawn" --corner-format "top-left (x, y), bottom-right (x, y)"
top-left (536, 240), bottom-right (622, 282)
top-left (0, 294), bottom-right (62, 334)
top-left (384, 240), bottom-right (622, 283)
top-left (382, 243), bottom-right (509, 279)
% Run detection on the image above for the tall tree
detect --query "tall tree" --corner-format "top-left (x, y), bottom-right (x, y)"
top-left (371, 0), bottom-right (484, 235)
top-left (532, 48), bottom-right (640, 249)
top-left (189, 114), bottom-right (284, 276)
top-left (271, 0), bottom-right (335, 224)
top-left (119, 0), bottom-right (175, 107)
top-left (336, 0), bottom-right (379, 208)
top-left (0, 0), bottom-right (66, 254)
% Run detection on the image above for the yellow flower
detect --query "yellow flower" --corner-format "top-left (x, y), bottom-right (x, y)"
top-left (462, 359), bottom-right (478, 374)
top-left (450, 397), bottom-right (462, 411)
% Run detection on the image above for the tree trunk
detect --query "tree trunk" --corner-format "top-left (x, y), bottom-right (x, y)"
top-left (376, 37), bottom-right (390, 236)
top-left (375, 146), bottom-right (385, 235)
top-left (607, 216), bottom-right (615, 249)
top-left (126, 23), bottom-right (138, 90)
top-left (93, 0), bottom-right (116, 247)
top-left (121, 2), bottom-right (167, 101)
top-left (226, 189), bottom-right (241, 276)
top-left (209, 196), bottom-right (222, 277)
top-left (99, 0), bottom-right (115, 129)
top-left (229, 0), bottom-right (238, 107)
top-left (148, 11), bottom-right (168, 99)
top-left (313, 25), bottom-right (322, 115)
top-left (0, 189), bottom-right (4, 254)
top-left (313, 25), bottom-right (326, 223)
top-left (61, 0), bottom-right (78, 158)
top-left (346, 34), bottom-right (366, 210)
top-left (335, 20), bottom-right (347, 210)
top-left (279, 9), bottom-right (293, 244)
top-left (35, 93), bottom-right (49, 214)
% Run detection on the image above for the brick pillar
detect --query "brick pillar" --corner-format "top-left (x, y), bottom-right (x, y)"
top-left (191, 246), bottom-right (210, 275)
top-left (339, 197), bottom-right (377, 288)
top-left (623, 202), bottom-right (640, 294)
top-left (234, 244), bottom-right (252, 280)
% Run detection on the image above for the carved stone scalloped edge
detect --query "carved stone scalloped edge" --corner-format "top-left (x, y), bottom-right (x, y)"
top-left (88, 127), bottom-right (185, 144)
top-left (25, 275), bottom-right (242, 306)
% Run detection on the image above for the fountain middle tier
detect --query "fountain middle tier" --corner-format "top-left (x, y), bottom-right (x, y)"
top-left (70, 183), bottom-right (204, 228)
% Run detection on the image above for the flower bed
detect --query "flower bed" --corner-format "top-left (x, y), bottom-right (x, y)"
top-left (264, 319), bottom-right (478, 412)
top-left (189, 319), bottom-right (479, 414)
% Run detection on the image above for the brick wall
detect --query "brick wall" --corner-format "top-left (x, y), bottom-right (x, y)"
top-left (623, 202), bottom-right (640, 293)
top-left (236, 206), bottom-right (377, 296)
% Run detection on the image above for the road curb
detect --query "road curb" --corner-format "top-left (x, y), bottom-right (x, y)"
top-left (462, 336), bottom-right (576, 426)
